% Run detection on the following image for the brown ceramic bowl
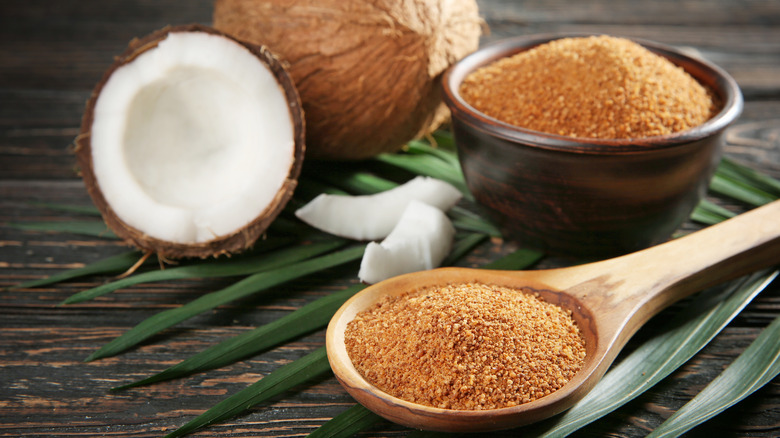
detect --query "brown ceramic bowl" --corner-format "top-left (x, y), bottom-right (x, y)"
top-left (442, 33), bottom-right (743, 257)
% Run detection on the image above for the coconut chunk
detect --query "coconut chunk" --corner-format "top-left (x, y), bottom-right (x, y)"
top-left (76, 25), bottom-right (305, 258)
top-left (294, 176), bottom-right (462, 241)
top-left (358, 200), bottom-right (455, 284)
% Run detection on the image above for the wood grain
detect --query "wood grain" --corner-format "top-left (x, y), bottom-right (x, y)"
top-left (1, 0), bottom-right (779, 437)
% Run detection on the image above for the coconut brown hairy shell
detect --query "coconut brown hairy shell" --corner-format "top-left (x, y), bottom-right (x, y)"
top-left (75, 24), bottom-right (305, 259)
top-left (213, 0), bottom-right (482, 160)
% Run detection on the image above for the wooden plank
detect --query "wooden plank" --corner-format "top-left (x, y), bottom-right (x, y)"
top-left (0, 0), bottom-right (779, 436)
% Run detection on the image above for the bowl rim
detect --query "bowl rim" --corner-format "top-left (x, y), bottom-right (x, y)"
top-left (442, 32), bottom-right (744, 154)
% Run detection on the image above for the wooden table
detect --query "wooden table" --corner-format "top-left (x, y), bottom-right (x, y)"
top-left (1, 1), bottom-right (778, 436)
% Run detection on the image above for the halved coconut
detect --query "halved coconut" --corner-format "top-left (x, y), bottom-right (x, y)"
top-left (358, 200), bottom-right (455, 284)
top-left (75, 25), bottom-right (305, 259)
top-left (294, 176), bottom-right (462, 241)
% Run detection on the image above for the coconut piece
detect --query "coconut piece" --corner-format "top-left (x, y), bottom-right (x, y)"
top-left (213, 0), bottom-right (482, 160)
top-left (294, 176), bottom-right (462, 241)
top-left (358, 200), bottom-right (455, 284)
top-left (75, 24), bottom-right (305, 259)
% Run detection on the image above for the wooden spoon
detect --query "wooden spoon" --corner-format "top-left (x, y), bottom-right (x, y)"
top-left (326, 199), bottom-right (780, 433)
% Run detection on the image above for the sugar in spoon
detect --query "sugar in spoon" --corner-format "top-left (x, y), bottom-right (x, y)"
top-left (326, 199), bottom-right (780, 432)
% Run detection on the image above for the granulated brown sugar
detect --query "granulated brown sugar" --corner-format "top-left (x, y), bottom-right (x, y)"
top-left (343, 283), bottom-right (586, 410)
top-left (459, 35), bottom-right (719, 139)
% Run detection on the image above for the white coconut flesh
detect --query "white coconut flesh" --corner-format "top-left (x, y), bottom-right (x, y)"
top-left (294, 176), bottom-right (462, 241)
top-left (90, 31), bottom-right (295, 244)
top-left (358, 200), bottom-right (455, 284)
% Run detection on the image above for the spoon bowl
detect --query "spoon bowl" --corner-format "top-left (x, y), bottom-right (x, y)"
top-left (326, 200), bottom-right (780, 432)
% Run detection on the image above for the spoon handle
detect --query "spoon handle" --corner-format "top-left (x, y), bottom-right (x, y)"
top-left (570, 199), bottom-right (780, 337)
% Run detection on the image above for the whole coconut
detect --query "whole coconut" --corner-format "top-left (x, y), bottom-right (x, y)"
top-left (214, 0), bottom-right (482, 160)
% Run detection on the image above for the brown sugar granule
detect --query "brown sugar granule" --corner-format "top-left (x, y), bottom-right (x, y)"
top-left (459, 35), bottom-right (720, 139)
top-left (343, 283), bottom-right (587, 410)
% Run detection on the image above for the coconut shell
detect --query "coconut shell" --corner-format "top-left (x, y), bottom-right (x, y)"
top-left (75, 24), bottom-right (306, 259)
top-left (213, 0), bottom-right (482, 160)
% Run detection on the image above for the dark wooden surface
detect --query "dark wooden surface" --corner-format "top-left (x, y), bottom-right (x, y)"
top-left (1, 1), bottom-right (779, 437)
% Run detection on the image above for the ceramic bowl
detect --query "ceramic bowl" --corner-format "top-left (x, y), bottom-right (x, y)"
top-left (442, 33), bottom-right (743, 257)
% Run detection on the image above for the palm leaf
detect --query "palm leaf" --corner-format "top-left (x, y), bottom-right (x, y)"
top-left (690, 207), bottom-right (727, 226)
top-left (449, 206), bottom-right (501, 236)
top-left (531, 269), bottom-right (778, 437)
top-left (61, 237), bottom-right (326, 304)
top-left (8, 220), bottom-right (116, 239)
top-left (482, 247), bottom-right (544, 271)
top-left (691, 199), bottom-right (735, 225)
top-left (30, 202), bottom-right (102, 216)
top-left (114, 284), bottom-right (366, 389)
top-left (647, 314), bottom-right (780, 437)
top-left (84, 245), bottom-right (365, 361)
top-left (116, 232), bottom-right (491, 391)
top-left (443, 233), bottom-right (489, 267)
top-left (698, 198), bottom-right (736, 218)
top-left (406, 139), bottom-right (461, 169)
top-left (373, 152), bottom-right (470, 196)
top-left (429, 129), bottom-right (456, 145)
top-left (718, 157), bottom-right (780, 196)
top-left (707, 157), bottom-right (779, 207)
top-left (164, 347), bottom-right (333, 438)
top-left (116, 228), bottom-right (490, 390)
top-left (7, 250), bottom-right (144, 290)
top-left (312, 168), bottom-right (399, 195)
top-left (709, 173), bottom-right (777, 206)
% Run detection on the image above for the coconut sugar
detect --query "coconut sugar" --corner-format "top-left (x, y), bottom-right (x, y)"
top-left (344, 283), bottom-right (586, 410)
top-left (459, 35), bottom-right (719, 139)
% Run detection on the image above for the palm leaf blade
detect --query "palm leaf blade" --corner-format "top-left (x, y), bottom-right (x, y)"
top-left (442, 233), bottom-right (489, 266)
top-left (718, 157), bottom-right (780, 196)
top-left (115, 284), bottom-right (366, 389)
top-left (8, 250), bottom-right (143, 290)
top-left (449, 207), bottom-right (501, 236)
top-left (62, 238), bottom-right (336, 304)
top-left (373, 153), bottom-right (470, 196)
top-left (30, 202), bottom-right (102, 216)
top-left (648, 314), bottom-right (780, 437)
top-left (483, 247), bottom-right (544, 271)
top-left (165, 347), bottom-right (333, 438)
top-left (532, 269), bottom-right (779, 437)
top-left (709, 173), bottom-right (777, 207)
top-left (313, 169), bottom-right (398, 195)
top-left (8, 220), bottom-right (117, 239)
top-left (84, 245), bottom-right (364, 361)
top-left (406, 139), bottom-right (460, 168)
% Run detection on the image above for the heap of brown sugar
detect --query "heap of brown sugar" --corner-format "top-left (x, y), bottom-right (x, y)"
top-left (460, 35), bottom-right (719, 139)
top-left (344, 283), bottom-right (586, 410)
